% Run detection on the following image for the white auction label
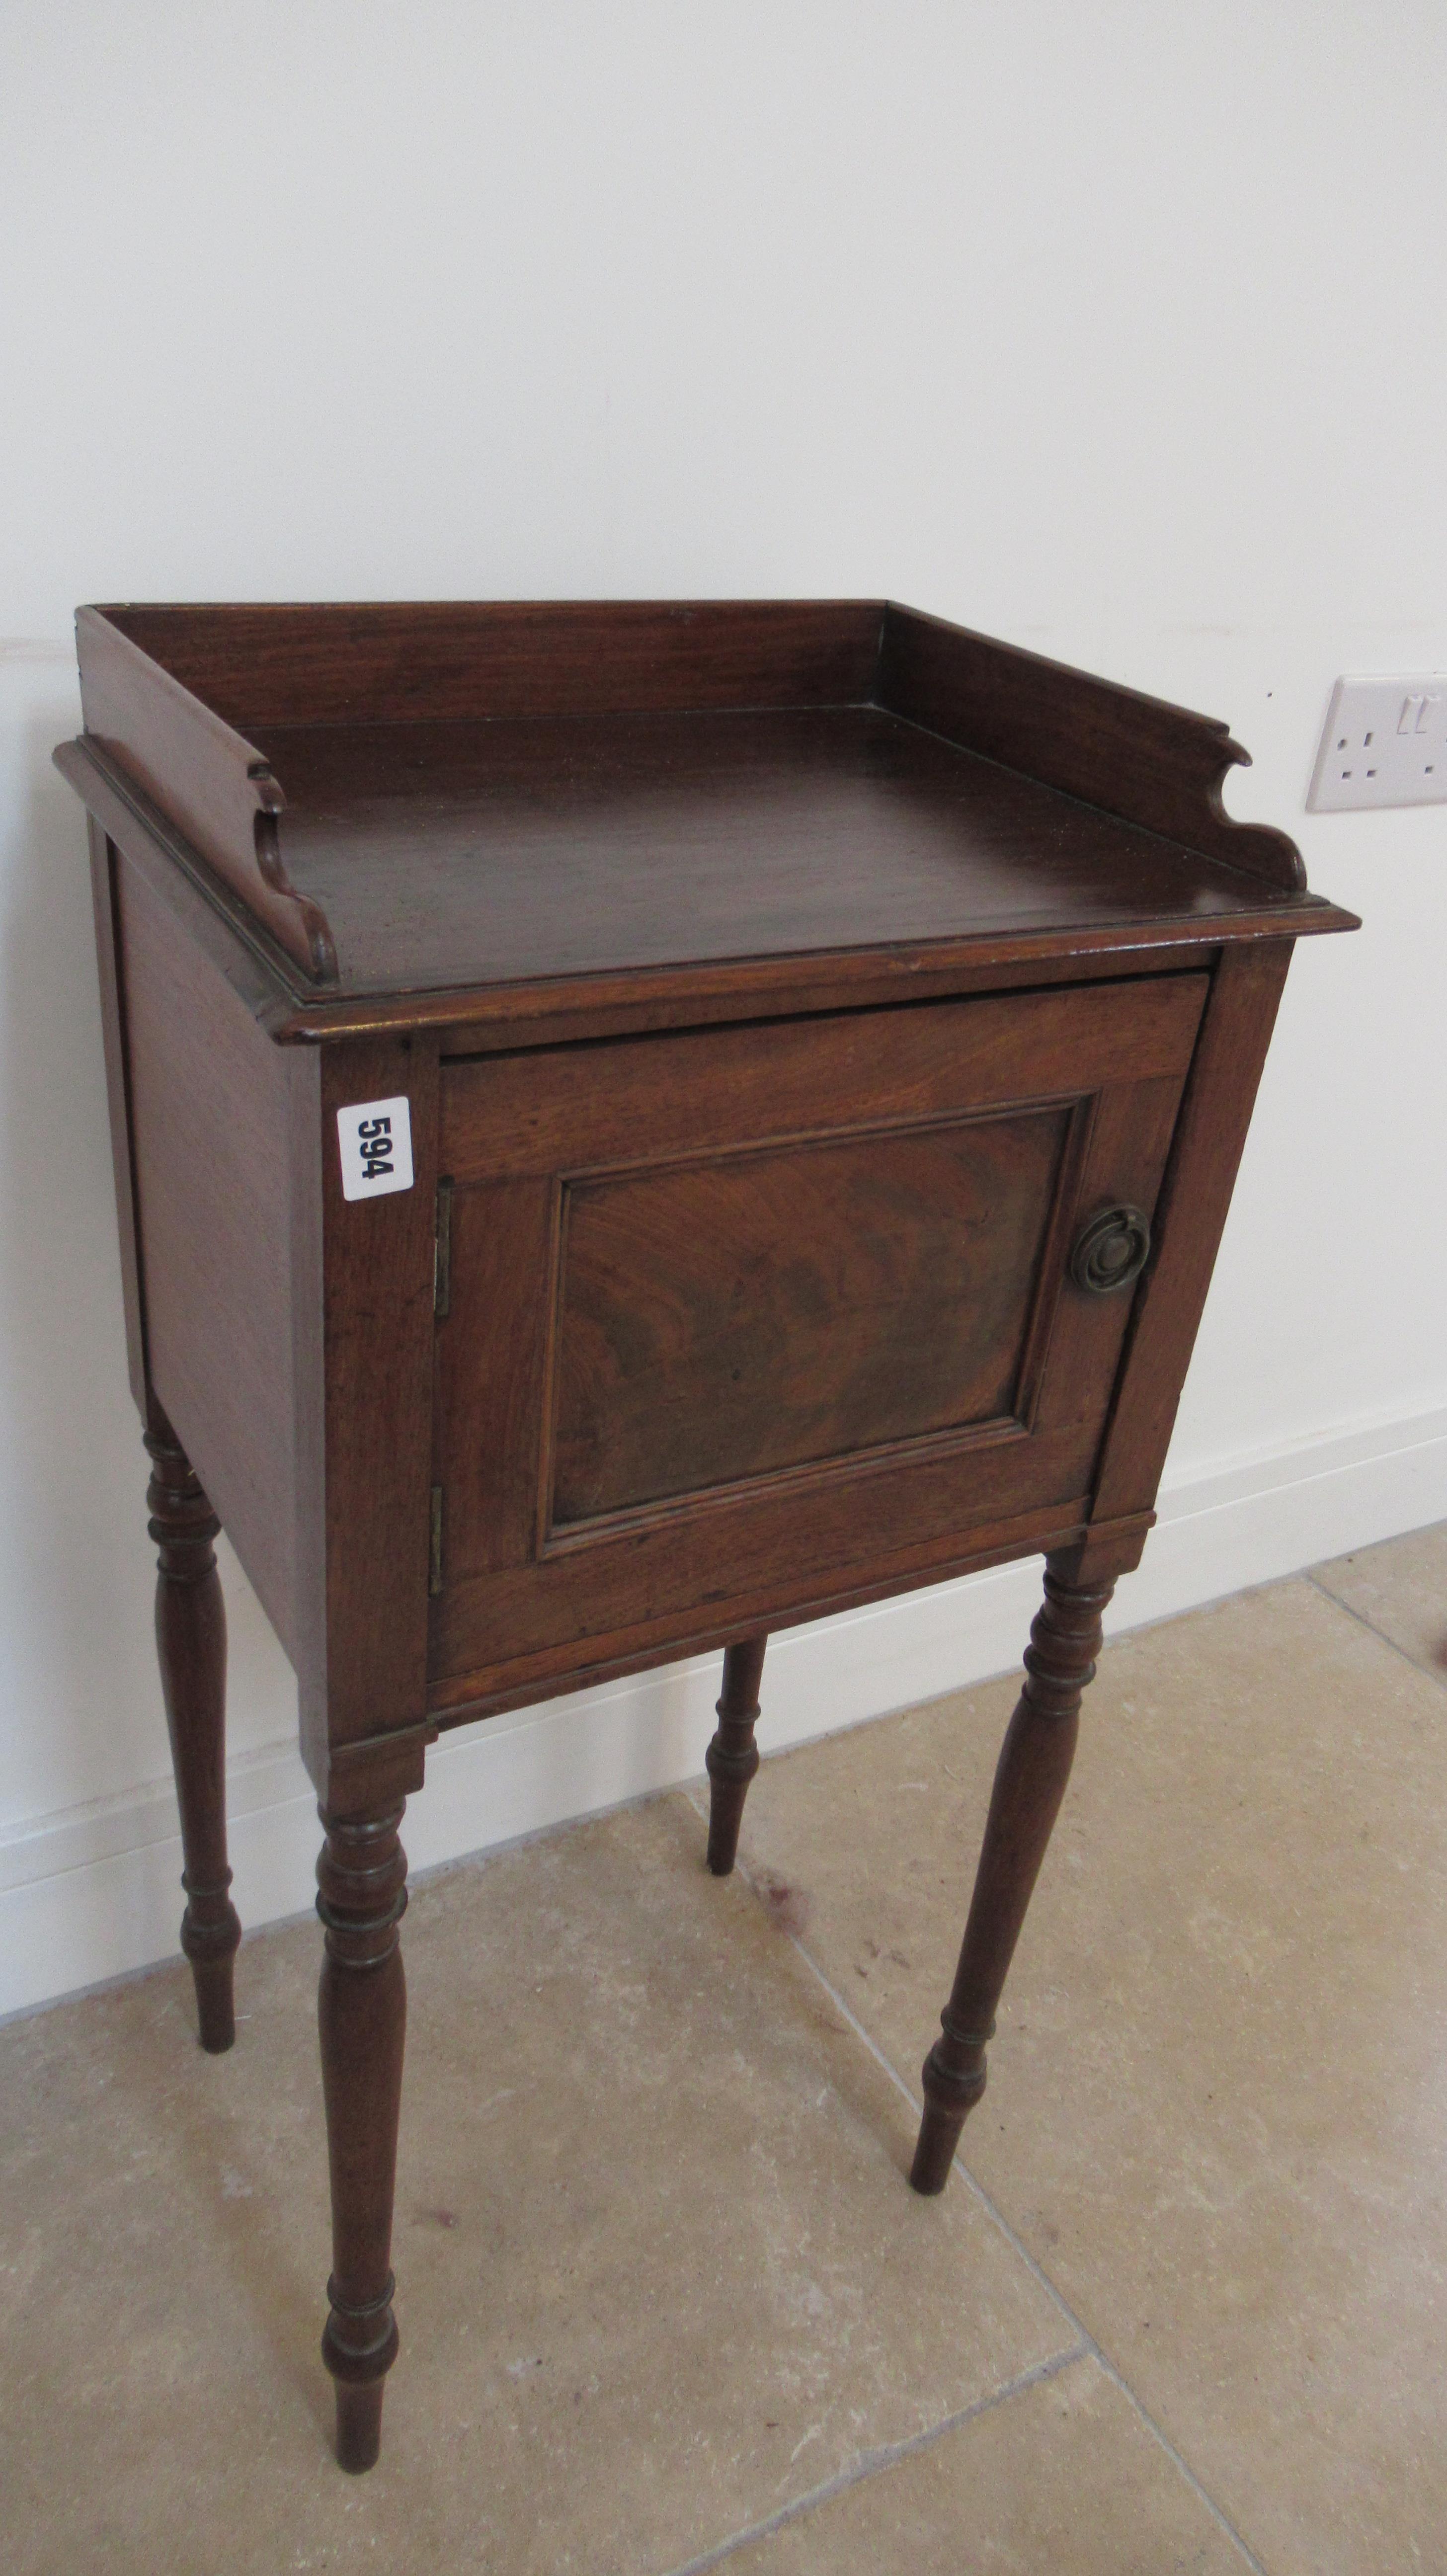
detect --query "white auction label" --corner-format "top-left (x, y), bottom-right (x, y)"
top-left (336, 1095), bottom-right (414, 1202)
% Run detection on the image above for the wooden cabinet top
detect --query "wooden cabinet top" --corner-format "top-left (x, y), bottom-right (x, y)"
top-left (56, 598), bottom-right (1355, 1043)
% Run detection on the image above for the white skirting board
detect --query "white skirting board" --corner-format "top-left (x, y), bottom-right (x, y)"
top-left (3, 1402), bottom-right (1444, 2022)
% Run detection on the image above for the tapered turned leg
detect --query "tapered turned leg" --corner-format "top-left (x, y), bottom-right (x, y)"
top-left (145, 1418), bottom-right (241, 2054)
top-left (317, 1800), bottom-right (408, 2473)
top-left (910, 1559), bottom-right (1115, 2194)
top-left (705, 1633), bottom-right (768, 1875)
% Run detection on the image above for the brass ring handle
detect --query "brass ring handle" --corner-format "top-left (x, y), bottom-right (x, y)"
top-left (1070, 1204), bottom-right (1151, 1296)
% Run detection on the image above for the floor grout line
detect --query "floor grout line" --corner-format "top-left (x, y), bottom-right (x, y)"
top-left (656, 2342), bottom-right (1088, 2576)
top-left (787, 1938), bottom-right (1273, 2576)
top-left (683, 1787), bottom-right (1272, 2576)
top-left (1301, 1568), bottom-right (1447, 1698)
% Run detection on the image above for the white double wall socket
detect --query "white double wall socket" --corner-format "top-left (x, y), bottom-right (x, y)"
top-left (1308, 674), bottom-right (1447, 812)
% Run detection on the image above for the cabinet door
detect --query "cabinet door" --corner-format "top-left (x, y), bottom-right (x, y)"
top-left (429, 973), bottom-right (1206, 1714)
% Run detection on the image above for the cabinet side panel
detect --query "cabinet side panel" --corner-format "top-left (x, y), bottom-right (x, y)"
top-left (86, 819), bottom-right (149, 1413)
top-left (117, 853), bottom-right (300, 1656)
top-left (1089, 940), bottom-right (1293, 1535)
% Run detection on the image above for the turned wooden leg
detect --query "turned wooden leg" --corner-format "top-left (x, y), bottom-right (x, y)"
top-left (910, 1558), bottom-right (1115, 2195)
top-left (317, 1800), bottom-right (408, 2473)
top-left (145, 1418), bottom-right (241, 2054)
top-left (705, 1633), bottom-right (768, 1875)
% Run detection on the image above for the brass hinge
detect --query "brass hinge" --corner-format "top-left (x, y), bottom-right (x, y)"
top-left (433, 1177), bottom-right (453, 1318)
top-left (428, 1485), bottom-right (444, 1598)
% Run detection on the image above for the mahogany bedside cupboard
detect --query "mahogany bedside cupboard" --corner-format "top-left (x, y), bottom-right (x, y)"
top-left (56, 600), bottom-right (1356, 2472)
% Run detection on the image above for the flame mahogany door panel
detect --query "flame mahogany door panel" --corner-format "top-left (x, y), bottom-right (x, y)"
top-left (428, 971), bottom-right (1206, 1714)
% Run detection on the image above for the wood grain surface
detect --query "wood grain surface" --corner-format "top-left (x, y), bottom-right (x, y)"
top-left (68, 601), bottom-right (1355, 1011)
top-left (551, 1108), bottom-right (1070, 1522)
top-left (97, 598), bottom-right (885, 725)
top-left (117, 851), bottom-right (304, 1654)
top-left (236, 704), bottom-right (1307, 998)
top-left (430, 979), bottom-right (1204, 1712)
top-left (880, 602), bottom-right (1306, 891)
top-left (77, 609), bottom-right (335, 978)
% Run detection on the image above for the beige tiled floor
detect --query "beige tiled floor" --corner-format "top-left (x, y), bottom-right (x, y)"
top-left (3, 1524), bottom-right (1446, 2574)
top-left (1312, 1520), bottom-right (1447, 1682)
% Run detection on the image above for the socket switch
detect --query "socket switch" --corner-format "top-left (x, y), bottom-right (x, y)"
top-left (1308, 673), bottom-right (1447, 812)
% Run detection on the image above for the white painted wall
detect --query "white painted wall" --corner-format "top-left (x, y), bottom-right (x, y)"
top-left (3, 1), bottom-right (1445, 2014)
